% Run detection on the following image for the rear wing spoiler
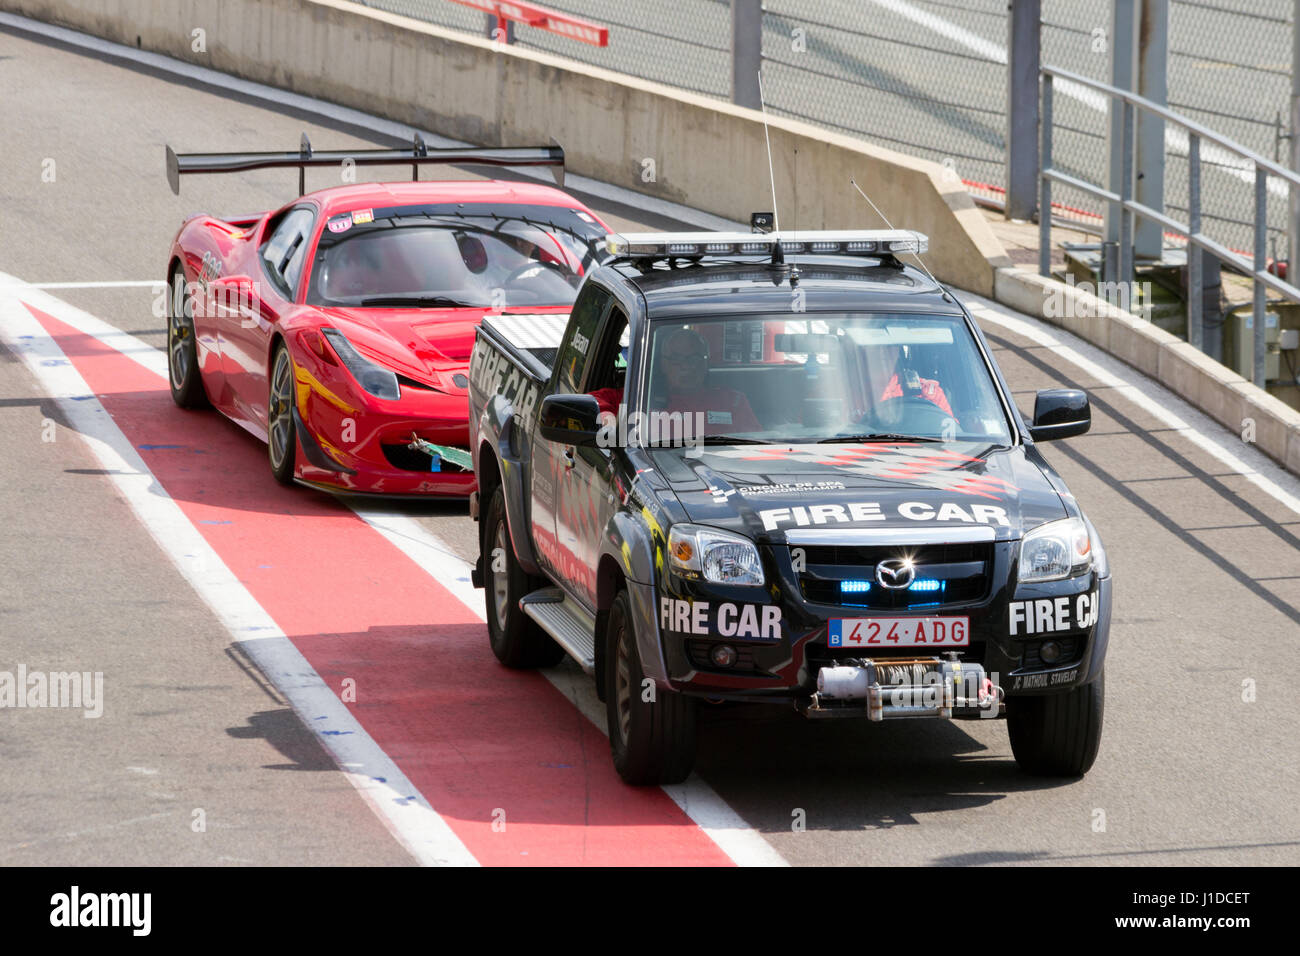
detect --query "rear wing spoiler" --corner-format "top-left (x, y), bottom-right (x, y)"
top-left (165, 133), bottom-right (565, 195)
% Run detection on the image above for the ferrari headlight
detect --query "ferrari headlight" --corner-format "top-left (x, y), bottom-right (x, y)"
top-left (322, 328), bottom-right (400, 400)
top-left (1019, 517), bottom-right (1092, 583)
top-left (667, 524), bottom-right (765, 587)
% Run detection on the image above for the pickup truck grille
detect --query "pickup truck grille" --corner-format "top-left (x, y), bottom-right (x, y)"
top-left (796, 542), bottom-right (992, 610)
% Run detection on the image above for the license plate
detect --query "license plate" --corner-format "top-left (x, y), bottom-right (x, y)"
top-left (828, 616), bottom-right (970, 648)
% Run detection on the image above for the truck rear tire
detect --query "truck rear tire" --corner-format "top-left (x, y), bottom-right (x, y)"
top-left (1008, 670), bottom-right (1104, 776)
top-left (483, 486), bottom-right (564, 669)
top-left (605, 589), bottom-right (696, 785)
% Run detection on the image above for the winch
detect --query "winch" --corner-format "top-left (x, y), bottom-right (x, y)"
top-left (809, 656), bottom-right (1001, 721)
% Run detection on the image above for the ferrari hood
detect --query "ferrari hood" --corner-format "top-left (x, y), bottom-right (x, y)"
top-left (649, 441), bottom-right (1067, 543)
top-left (318, 305), bottom-right (569, 384)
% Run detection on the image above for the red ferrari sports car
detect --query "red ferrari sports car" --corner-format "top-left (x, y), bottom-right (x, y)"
top-left (164, 136), bottom-right (608, 496)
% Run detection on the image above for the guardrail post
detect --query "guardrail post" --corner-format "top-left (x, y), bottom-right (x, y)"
top-left (1007, 0), bottom-right (1041, 221)
top-left (1254, 167), bottom-right (1269, 387)
top-left (1188, 133), bottom-right (1203, 351)
top-left (1107, 0), bottom-right (1139, 246)
top-left (1039, 72), bottom-right (1053, 277)
top-left (485, 13), bottom-right (515, 43)
top-left (1135, 0), bottom-right (1168, 260)
top-left (731, 0), bottom-right (762, 110)
top-left (1120, 100), bottom-right (1135, 288)
top-left (1291, 0), bottom-right (1300, 271)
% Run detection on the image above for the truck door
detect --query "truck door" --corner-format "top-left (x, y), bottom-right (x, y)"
top-left (552, 304), bottom-right (628, 610)
top-left (532, 281), bottom-right (612, 593)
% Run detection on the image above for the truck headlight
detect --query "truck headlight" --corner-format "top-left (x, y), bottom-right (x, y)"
top-left (1018, 516), bottom-right (1092, 583)
top-left (322, 328), bottom-right (400, 400)
top-left (668, 524), bottom-right (765, 587)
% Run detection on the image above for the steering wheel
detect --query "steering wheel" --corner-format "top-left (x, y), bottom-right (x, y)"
top-left (500, 258), bottom-right (572, 288)
top-left (855, 394), bottom-right (955, 434)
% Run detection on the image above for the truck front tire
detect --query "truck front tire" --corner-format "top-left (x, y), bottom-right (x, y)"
top-left (605, 589), bottom-right (696, 785)
top-left (1007, 670), bottom-right (1105, 776)
top-left (483, 486), bottom-right (564, 669)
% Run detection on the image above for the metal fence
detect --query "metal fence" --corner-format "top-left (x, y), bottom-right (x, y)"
top-left (354, 0), bottom-right (1294, 260)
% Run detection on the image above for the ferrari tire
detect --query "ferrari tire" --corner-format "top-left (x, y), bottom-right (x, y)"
top-left (167, 267), bottom-right (210, 409)
top-left (483, 486), bottom-right (564, 668)
top-left (268, 342), bottom-right (297, 485)
top-left (605, 589), bottom-right (696, 785)
top-left (1007, 670), bottom-right (1105, 777)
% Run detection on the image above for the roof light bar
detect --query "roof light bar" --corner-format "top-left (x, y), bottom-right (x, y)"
top-left (604, 229), bottom-right (928, 260)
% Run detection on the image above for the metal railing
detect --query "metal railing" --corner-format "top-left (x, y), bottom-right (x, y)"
top-left (1039, 64), bottom-right (1300, 386)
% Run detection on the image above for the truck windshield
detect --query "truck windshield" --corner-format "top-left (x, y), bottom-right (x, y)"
top-left (307, 206), bottom-right (602, 308)
top-left (641, 313), bottom-right (1013, 445)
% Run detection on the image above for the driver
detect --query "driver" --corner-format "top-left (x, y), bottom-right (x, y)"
top-left (325, 237), bottom-right (383, 298)
top-left (864, 343), bottom-right (952, 416)
top-left (657, 328), bottom-right (761, 433)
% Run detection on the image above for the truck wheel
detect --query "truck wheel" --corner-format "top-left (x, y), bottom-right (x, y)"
top-left (483, 486), bottom-right (564, 668)
top-left (167, 267), bottom-right (210, 409)
top-left (1008, 670), bottom-right (1104, 776)
top-left (605, 589), bottom-right (696, 785)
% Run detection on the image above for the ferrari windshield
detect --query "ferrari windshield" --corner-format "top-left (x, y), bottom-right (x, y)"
top-left (640, 313), bottom-right (1013, 445)
top-left (307, 204), bottom-right (603, 308)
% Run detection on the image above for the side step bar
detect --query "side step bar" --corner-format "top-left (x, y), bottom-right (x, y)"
top-left (520, 588), bottom-right (597, 674)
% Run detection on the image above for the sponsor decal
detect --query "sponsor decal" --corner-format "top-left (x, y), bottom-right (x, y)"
top-left (196, 250), bottom-right (222, 292)
top-left (659, 597), bottom-right (782, 641)
top-left (1011, 667), bottom-right (1079, 691)
top-left (759, 500), bottom-right (1009, 532)
top-left (1008, 590), bottom-right (1098, 636)
top-left (707, 444), bottom-right (1017, 499)
top-left (351, 208), bottom-right (374, 224)
top-left (738, 480), bottom-right (846, 497)
top-left (571, 328), bottom-right (590, 355)
top-left (705, 410), bottom-right (732, 425)
top-left (327, 216), bottom-right (352, 233)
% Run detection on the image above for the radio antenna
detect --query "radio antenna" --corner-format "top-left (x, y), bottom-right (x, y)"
top-left (758, 70), bottom-right (781, 235)
top-left (849, 177), bottom-right (940, 287)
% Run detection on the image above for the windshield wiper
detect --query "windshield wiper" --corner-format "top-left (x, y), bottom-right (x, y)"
top-left (816, 433), bottom-right (945, 443)
top-left (357, 294), bottom-right (482, 308)
top-left (697, 435), bottom-right (774, 445)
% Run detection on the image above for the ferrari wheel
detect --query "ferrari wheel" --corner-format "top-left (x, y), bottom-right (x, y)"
top-left (268, 342), bottom-right (297, 485)
top-left (167, 267), bottom-right (210, 409)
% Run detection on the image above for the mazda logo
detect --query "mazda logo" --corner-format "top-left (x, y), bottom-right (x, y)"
top-left (875, 559), bottom-right (915, 590)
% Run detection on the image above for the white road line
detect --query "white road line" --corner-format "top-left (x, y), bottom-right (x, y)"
top-left (0, 11), bottom-right (744, 233)
top-left (17, 280), bottom-right (165, 289)
top-left (0, 281), bottom-right (478, 868)
top-left (8, 280), bottom-right (787, 868)
top-left (962, 292), bottom-right (1300, 519)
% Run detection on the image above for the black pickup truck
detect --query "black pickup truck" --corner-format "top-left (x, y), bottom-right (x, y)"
top-left (468, 230), bottom-right (1111, 785)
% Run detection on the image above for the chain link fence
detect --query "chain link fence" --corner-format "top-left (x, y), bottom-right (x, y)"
top-left (354, 0), bottom-right (1293, 259)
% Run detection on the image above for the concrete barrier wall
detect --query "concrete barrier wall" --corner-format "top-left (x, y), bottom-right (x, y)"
top-left (7, 0), bottom-right (1300, 473)
top-left (994, 267), bottom-right (1300, 473)
top-left (0, 0), bottom-right (1010, 296)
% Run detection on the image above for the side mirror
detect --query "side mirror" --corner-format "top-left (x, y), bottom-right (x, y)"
top-left (1029, 389), bottom-right (1090, 442)
top-left (539, 394), bottom-right (603, 446)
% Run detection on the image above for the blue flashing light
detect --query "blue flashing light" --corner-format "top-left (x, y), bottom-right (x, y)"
top-left (840, 579), bottom-right (872, 594)
top-left (909, 578), bottom-right (942, 592)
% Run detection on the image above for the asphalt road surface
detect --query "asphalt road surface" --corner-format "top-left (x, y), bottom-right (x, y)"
top-left (1, 19), bottom-right (1298, 866)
